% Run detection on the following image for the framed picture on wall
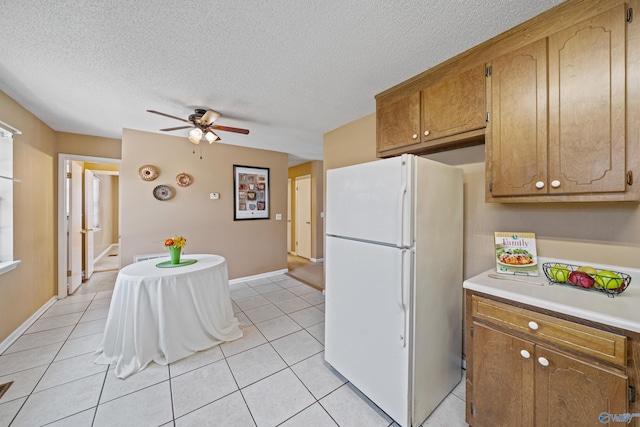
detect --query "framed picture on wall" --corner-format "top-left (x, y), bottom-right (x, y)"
top-left (233, 165), bottom-right (270, 220)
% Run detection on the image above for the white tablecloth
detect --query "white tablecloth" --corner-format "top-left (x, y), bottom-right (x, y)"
top-left (95, 254), bottom-right (243, 379)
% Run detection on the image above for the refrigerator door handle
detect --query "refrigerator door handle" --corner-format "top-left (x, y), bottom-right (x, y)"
top-left (398, 249), bottom-right (410, 347)
top-left (396, 155), bottom-right (408, 248)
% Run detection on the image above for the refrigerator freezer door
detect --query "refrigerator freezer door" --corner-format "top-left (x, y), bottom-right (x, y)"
top-left (325, 236), bottom-right (411, 426)
top-left (326, 155), bottom-right (412, 247)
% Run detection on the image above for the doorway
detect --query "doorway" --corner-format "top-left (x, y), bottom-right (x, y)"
top-left (295, 175), bottom-right (312, 259)
top-left (57, 154), bottom-right (121, 298)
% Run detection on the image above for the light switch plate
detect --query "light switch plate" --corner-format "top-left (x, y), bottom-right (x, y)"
top-left (275, 213), bottom-right (282, 220)
top-left (210, 193), bottom-right (220, 200)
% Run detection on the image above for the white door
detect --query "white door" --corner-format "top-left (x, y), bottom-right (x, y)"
top-left (325, 236), bottom-right (411, 426)
top-left (84, 170), bottom-right (95, 280)
top-left (295, 175), bottom-right (312, 259)
top-left (325, 155), bottom-right (412, 247)
top-left (287, 178), bottom-right (292, 253)
top-left (69, 161), bottom-right (83, 294)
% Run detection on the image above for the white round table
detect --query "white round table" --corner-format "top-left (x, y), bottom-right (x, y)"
top-left (95, 254), bottom-right (242, 379)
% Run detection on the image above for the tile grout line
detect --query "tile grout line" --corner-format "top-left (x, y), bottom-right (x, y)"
top-left (5, 290), bottom-right (104, 425)
top-left (4, 272), bottom-right (328, 425)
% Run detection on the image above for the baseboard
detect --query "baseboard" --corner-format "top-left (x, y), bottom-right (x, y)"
top-left (94, 243), bottom-right (118, 264)
top-left (310, 257), bottom-right (324, 263)
top-left (0, 297), bottom-right (57, 354)
top-left (229, 268), bottom-right (289, 285)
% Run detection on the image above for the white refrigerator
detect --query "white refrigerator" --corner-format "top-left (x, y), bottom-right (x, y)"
top-left (324, 154), bottom-right (463, 427)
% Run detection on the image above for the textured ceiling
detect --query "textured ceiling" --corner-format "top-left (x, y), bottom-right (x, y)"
top-left (0, 0), bottom-right (563, 165)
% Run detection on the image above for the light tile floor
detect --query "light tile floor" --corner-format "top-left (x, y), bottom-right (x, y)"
top-left (0, 270), bottom-right (468, 426)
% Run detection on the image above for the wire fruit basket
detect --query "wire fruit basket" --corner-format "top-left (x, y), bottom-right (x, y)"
top-left (542, 262), bottom-right (631, 298)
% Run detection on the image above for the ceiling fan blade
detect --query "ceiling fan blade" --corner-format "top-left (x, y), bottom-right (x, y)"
top-left (147, 110), bottom-right (191, 124)
top-left (160, 125), bottom-right (193, 132)
top-left (211, 125), bottom-right (250, 135)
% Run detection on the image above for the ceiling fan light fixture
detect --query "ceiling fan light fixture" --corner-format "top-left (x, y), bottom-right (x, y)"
top-left (202, 110), bottom-right (221, 124)
top-left (205, 130), bottom-right (219, 143)
top-left (188, 127), bottom-right (203, 144)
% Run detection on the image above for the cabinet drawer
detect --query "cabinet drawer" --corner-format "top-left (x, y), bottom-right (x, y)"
top-left (472, 296), bottom-right (627, 366)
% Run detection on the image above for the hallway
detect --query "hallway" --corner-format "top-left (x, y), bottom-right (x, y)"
top-left (287, 255), bottom-right (324, 290)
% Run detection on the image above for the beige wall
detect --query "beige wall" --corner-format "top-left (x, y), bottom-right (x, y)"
top-left (324, 114), bottom-right (640, 282)
top-left (120, 129), bottom-right (288, 279)
top-left (0, 90), bottom-right (57, 341)
top-left (323, 113), bottom-right (377, 171)
top-left (288, 161), bottom-right (324, 260)
top-left (0, 91), bottom-right (123, 343)
top-left (56, 132), bottom-right (122, 159)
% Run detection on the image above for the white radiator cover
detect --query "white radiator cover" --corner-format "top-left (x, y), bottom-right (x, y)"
top-left (133, 253), bottom-right (169, 263)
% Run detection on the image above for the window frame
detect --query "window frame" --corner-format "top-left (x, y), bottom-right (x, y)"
top-left (0, 121), bottom-right (22, 275)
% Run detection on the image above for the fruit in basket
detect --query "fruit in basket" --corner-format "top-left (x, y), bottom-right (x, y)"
top-left (569, 271), bottom-right (595, 288)
top-left (594, 270), bottom-right (623, 290)
top-left (549, 265), bottom-right (570, 282)
top-left (576, 266), bottom-right (598, 276)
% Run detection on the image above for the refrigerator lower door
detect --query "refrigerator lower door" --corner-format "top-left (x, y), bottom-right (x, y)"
top-left (325, 236), bottom-right (411, 426)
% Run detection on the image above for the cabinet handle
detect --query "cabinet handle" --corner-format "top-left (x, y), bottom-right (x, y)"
top-left (520, 349), bottom-right (531, 359)
top-left (535, 181), bottom-right (544, 189)
top-left (412, 134), bottom-right (418, 140)
top-left (528, 321), bottom-right (539, 330)
top-left (424, 130), bottom-right (430, 137)
top-left (551, 180), bottom-right (561, 188)
top-left (538, 357), bottom-right (549, 367)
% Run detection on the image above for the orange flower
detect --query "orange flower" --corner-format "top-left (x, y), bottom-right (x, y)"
top-left (164, 236), bottom-right (186, 248)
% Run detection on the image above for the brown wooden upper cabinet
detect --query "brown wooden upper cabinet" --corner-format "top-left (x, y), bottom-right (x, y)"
top-left (422, 65), bottom-right (486, 142)
top-left (376, 65), bottom-right (486, 157)
top-left (487, 4), bottom-right (630, 202)
top-left (376, 92), bottom-right (421, 154)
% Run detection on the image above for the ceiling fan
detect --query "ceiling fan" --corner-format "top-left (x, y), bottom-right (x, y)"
top-left (147, 108), bottom-right (249, 144)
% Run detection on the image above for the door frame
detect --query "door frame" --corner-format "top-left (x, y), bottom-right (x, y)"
top-left (68, 161), bottom-right (84, 294)
top-left (83, 169), bottom-right (96, 281)
top-left (287, 178), bottom-right (292, 254)
top-left (295, 174), bottom-right (312, 259)
top-left (57, 154), bottom-right (121, 298)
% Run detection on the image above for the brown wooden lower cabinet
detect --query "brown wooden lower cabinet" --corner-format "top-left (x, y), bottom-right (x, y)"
top-left (466, 291), bottom-right (638, 426)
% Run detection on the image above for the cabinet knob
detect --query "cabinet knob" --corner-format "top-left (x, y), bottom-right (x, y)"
top-left (520, 349), bottom-right (531, 359)
top-left (528, 321), bottom-right (539, 330)
top-left (538, 357), bottom-right (549, 367)
top-left (551, 180), bottom-right (561, 188)
top-left (412, 134), bottom-right (418, 140)
top-left (535, 181), bottom-right (544, 189)
top-left (424, 130), bottom-right (430, 136)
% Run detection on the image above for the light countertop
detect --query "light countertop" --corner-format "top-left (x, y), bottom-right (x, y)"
top-left (463, 257), bottom-right (640, 333)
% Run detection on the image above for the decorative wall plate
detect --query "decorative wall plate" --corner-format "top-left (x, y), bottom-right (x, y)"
top-left (176, 173), bottom-right (193, 187)
top-left (139, 165), bottom-right (159, 181)
top-left (153, 185), bottom-right (175, 201)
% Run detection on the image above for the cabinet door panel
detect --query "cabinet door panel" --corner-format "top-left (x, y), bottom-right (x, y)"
top-left (422, 65), bottom-right (486, 142)
top-left (471, 322), bottom-right (535, 427)
top-left (548, 5), bottom-right (626, 194)
top-left (535, 346), bottom-right (628, 427)
top-left (377, 92), bottom-right (421, 153)
top-left (489, 39), bottom-right (548, 197)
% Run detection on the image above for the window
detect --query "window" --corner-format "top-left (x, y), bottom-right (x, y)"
top-left (0, 120), bottom-right (22, 274)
